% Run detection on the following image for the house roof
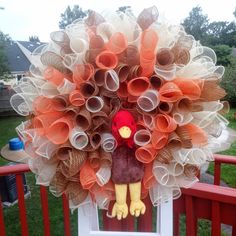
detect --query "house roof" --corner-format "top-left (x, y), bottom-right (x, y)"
top-left (5, 41), bottom-right (45, 74)
top-left (17, 41), bottom-right (44, 52)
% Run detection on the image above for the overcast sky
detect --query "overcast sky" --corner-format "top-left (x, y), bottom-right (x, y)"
top-left (0, 0), bottom-right (235, 42)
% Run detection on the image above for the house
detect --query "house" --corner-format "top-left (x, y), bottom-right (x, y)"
top-left (4, 40), bottom-right (45, 83)
top-left (0, 41), bottom-right (45, 115)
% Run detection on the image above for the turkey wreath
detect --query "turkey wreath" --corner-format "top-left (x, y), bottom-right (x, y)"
top-left (10, 6), bottom-right (234, 219)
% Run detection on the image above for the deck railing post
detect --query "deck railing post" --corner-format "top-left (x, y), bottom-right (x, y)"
top-left (211, 201), bottom-right (221, 236)
top-left (185, 196), bottom-right (196, 236)
top-left (214, 162), bottom-right (221, 185)
top-left (40, 186), bottom-right (51, 236)
top-left (0, 196), bottom-right (6, 236)
top-left (232, 226), bottom-right (236, 236)
top-left (62, 194), bottom-right (71, 236)
top-left (16, 174), bottom-right (29, 236)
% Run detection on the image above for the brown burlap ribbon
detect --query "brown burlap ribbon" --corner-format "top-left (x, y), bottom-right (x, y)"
top-left (167, 132), bottom-right (182, 149)
top-left (55, 142), bottom-right (73, 160)
top-left (115, 64), bottom-right (130, 82)
top-left (50, 170), bottom-right (68, 195)
top-left (59, 149), bottom-right (87, 178)
top-left (100, 149), bottom-right (112, 167)
top-left (155, 147), bottom-right (173, 164)
top-left (119, 45), bottom-right (140, 66)
top-left (171, 45), bottom-right (190, 65)
top-left (79, 80), bottom-right (99, 98)
top-left (75, 106), bottom-right (92, 131)
top-left (174, 97), bottom-right (192, 113)
top-left (175, 126), bottom-right (193, 148)
top-left (150, 74), bottom-right (164, 90)
top-left (200, 79), bottom-right (226, 101)
top-left (66, 181), bottom-right (89, 206)
top-left (91, 111), bottom-right (109, 130)
top-left (93, 68), bottom-right (106, 86)
top-left (156, 48), bottom-right (175, 67)
top-left (88, 150), bottom-right (100, 168)
top-left (184, 164), bottom-right (199, 178)
top-left (89, 132), bottom-right (102, 149)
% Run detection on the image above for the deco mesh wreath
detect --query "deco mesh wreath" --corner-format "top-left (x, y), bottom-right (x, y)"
top-left (11, 6), bottom-right (231, 218)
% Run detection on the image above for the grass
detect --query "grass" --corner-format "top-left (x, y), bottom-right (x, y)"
top-left (2, 173), bottom-right (78, 235)
top-left (0, 109), bottom-right (236, 235)
top-left (0, 116), bottom-right (78, 235)
top-left (207, 108), bottom-right (236, 188)
top-left (0, 116), bottom-right (25, 165)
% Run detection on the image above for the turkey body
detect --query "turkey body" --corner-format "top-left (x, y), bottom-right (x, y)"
top-left (111, 145), bottom-right (144, 184)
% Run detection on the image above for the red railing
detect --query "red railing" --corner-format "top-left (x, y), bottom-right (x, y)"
top-left (174, 154), bottom-right (236, 236)
top-left (0, 155), bottom-right (236, 235)
top-left (0, 164), bottom-right (71, 236)
top-left (214, 154), bottom-right (236, 186)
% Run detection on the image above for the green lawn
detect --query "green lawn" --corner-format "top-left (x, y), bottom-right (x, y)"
top-left (0, 116), bottom-right (25, 165)
top-left (0, 116), bottom-right (77, 235)
top-left (0, 110), bottom-right (236, 235)
top-left (207, 108), bottom-right (236, 188)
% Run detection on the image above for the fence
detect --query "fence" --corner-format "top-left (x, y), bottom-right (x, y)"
top-left (0, 155), bottom-right (236, 236)
top-left (0, 87), bottom-right (16, 116)
top-left (174, 154), bottom-right (236, 236)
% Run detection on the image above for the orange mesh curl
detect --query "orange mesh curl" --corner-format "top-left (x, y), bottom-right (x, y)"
top-left (140, 29), bottom-right (158, 77)
top-left (69, 90), bottom-right (85, 107)
top-left (80, 161), bottom-right (97, 189)
top-left (46, 114), bottom-right (75, 144)
top-left (127, 77), bottom-right (150, 96)
top-left (44, 67), bottom-right (67, 86)
top-left (151, 131), bottom-right (168, 149)
top-left (33, 96), bottom-right (53, 114)
top-left (73, 64), bottom-right (94, 87)
top-left (182, 123), bottom-right (208, 146)
top-left (173, 78), bottom-right (201, 100)
top-left (154, 114), bottom-right (177, 133)
top-left (143, 162), bottom-right (156, 189)
top-left (95, 50), bottom-right (118, 70)
top-left (135, 144), bottom-right (157, 163)
top-left (33, 111), bottom-right (64, 135)
top-left (159, 82), bottom-right (183, 102)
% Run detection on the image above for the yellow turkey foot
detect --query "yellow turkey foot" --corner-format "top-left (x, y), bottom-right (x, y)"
top-left (129, 182), bottom-right (146, 217)
top-left (112, 184), bottom-right (128, 220)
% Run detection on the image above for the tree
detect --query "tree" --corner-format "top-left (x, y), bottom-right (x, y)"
top-left (207, 21), bottom-right (236, 47)
top-left (182, 6), bottom-right (236, 47)
top-left (117, 6), bottom-right (132, 13)
top-left (211, 44), bottom-right (235, 66)
top-left (29, 36), bottom-right (40, 42)
top-left (0, 31), bottom-right (11, 77)
top-left (182, 6), bottom-right (209, 43)
top-left (221, 62), bottom-right (236, 105)
top-left (59, 5), bottom-right (87, 29)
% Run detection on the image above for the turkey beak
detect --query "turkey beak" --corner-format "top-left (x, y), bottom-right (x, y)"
top-left (118, 126), bottom-right (132, 139)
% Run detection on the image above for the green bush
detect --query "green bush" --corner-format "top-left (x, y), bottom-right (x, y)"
top-left (221, 63), bottom-right (236, 105)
